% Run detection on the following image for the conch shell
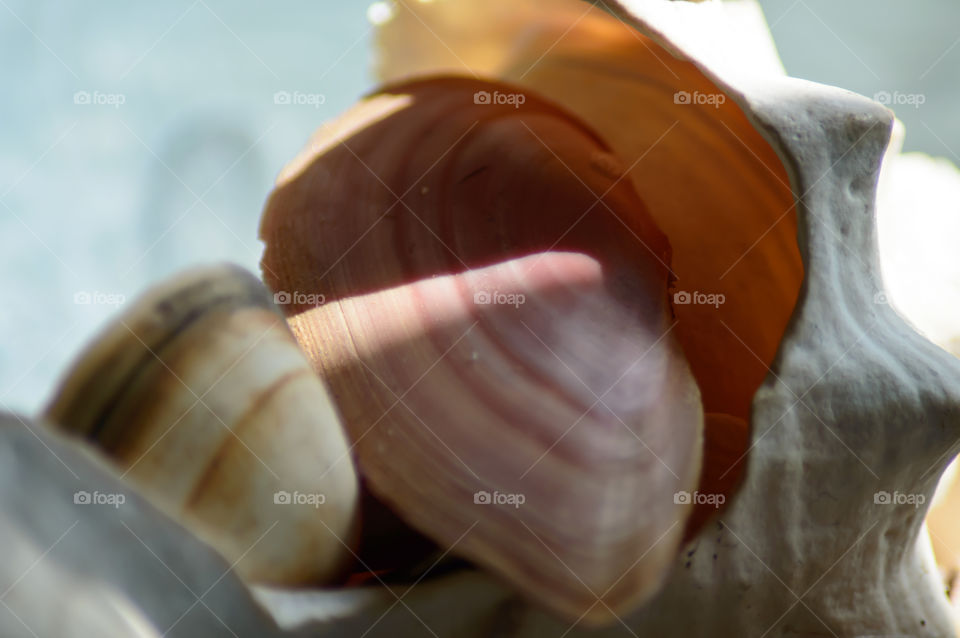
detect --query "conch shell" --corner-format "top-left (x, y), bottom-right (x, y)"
top-left (254, 0), bottom-right (960, 636)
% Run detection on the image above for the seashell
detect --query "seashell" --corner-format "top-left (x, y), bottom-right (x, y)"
top-left (252, 0), bottom-right (960, 637)
top-left (44, 264), bottom-right (360, 586)
top-left (0, 412), bottom-right (281, 638)
top-left (261, 76), bottom-right (706, 623)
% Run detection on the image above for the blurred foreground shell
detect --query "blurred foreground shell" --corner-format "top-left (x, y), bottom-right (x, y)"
top-left (44, 264), bottom-right (360, 585)
top-left (261, 76), bottom-right (704, 624)
top-left (0, 413), bottom-right (281, 638)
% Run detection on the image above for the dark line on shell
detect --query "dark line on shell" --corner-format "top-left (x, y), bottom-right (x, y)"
top-left (183, 367), bottom-right (314, 510)
top-left (85, 271), bottom-right (277, 443)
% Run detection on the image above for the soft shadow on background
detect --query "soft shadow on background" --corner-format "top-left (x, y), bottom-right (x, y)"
top-left (1, 0), bottom-right (958, 413)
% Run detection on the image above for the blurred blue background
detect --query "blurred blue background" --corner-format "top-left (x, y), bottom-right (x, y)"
top-left (1, 0), bottom-right (958, 414)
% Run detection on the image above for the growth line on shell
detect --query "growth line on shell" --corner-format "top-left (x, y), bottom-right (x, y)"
top-left (317, 119), bottom-right (481, 277)
top-left (303, 117), bottom-right (478, 285)
top-left (521, 117), bottom-right (680, 279)
top-left (519, 320), bottom-right (681, 480)
top-left (518, 319), bottom-right (681, 480)
top-left (315, 321), bottom-right (480, 482)
top-left (518, 118), bottom-right (679, 278)
top-left (354, 356), bottom-right (482, 481)
top-left (117, 317), bottom-right (284, 481)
